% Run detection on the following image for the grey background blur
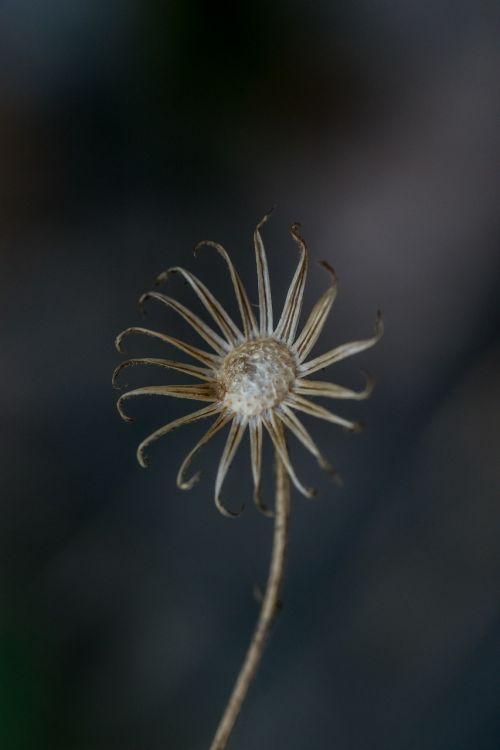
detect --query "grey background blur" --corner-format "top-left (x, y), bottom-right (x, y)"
top-left (1, 2), bottom-right (499, 749)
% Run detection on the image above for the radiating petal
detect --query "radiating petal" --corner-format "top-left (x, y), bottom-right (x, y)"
top-left (177, 412), bottom-right (232, 490)
top-left (155, 267), bottom-right (241, 345)
top-left (139, 291), bottom-right (228, 355)
top-left (215, 419), bottom-right (247, 517)
top-left (277, 404), bottom-right (336, 476)
top-left (263, 412), bottom-right (315, 498)
top-left (135, 403), bottom-right (221, 468)
top-left (195, 240), bottom-right (258, 338)
top-left (115, 326), bottom-right (219, 367)
top-left (294, 371), bottom-right (375, 400)
top-left (117, 384), bottom-right (217, 422)
top-left (293, 262), bottom-right (338, 361)
top-left (274, 223), bottom-right (308, 344)
top-left (112, 358), bottom-right (212, 388)
top-left (285, 393), bottom-right (363, 432)
top-left (249, 419), bottom-right (273, 516)
top-left (300, 312), bottom-right (383, 376)
top-left (254, 209), bottom-right (274, 336)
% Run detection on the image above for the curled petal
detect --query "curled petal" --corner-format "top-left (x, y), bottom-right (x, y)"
top-left (138, 291), bottom-right (228, 355)
top-left (300, 311), bottom-right (384, 376)
top-left (117, 384), bottom-right (217, 422)
top-left (286, 393), bottom-right (363, 432)
top-left (263, 412), bottom-right (316, 498)
top-left (277, 404), bottom-right (337, 478)
top-left (294, 371), bottom-right (375, 400)
top-left (274, 222), bottom-right (308, 344)
top-left (112, 358), bottom-right (212, 389)
top-left (293, 261), bottom-right (338, 361)
top-left (177, 412), bottom-right (232, 490)
top-left (194, 240), bottom-right (258, 338)
top-left (136, 404), bottom-right (221, 468)
top-left (115, 327), bottom-right (219, 367)
top-left (249, 419), bottom-right (273, 516)
top-left (215, 419), bottom-right (247, 518)
top-left (155, 267), bottom-right (241, 345)
top-left (254, 209), bottom-right (274, 336)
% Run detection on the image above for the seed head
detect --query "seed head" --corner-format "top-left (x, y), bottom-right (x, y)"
top-left (113, 210), bottom-right (383, 517)
top-left (218, 339), bottom-right (296, 418)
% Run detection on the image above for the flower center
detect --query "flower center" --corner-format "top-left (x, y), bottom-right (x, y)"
top-left (218, 338), bottom-right (296, 418)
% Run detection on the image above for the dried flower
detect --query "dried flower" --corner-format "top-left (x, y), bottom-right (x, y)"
top-left (113, 211), bottom-right (383, 516)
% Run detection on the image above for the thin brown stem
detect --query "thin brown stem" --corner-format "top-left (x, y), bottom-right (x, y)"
top-left (208, 451), bottom-right (291, 750)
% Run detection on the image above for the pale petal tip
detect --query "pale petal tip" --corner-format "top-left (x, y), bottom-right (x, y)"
top-left (177, 471), bottom-right (201, 491)
top-left (215, 493), bottom-right (245, 519)
top-left (318, 456), bottom-right (343, 486)
top-left (112, 362), bottom-right (128, 389)
top-left (318, 260), bottom-right (338, 283)
top-left (193, 239), bottom-right (216, 258)
top-left (137, 445), bottom-right (149, 468)
top-left (256, 206), bottom-right (276, 231)
top-left (254, 489), bottom-right (274, 518)
top-left (318, 454), bottom-right (333, 472)
top-left (115, 331), bottom-right (126, 354)
top-left (116, 396), bottom-right (133, 423)
top-left (137, 293), bottom-right (149, 317)
top-left (359, 369), bottom-right (376, 398)
top-left (155, 268), bottom-right (177, 286)
top-left (193, 240), bottom-right (204, 257)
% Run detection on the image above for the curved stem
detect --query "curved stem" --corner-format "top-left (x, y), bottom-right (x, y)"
top-left (209, 451), bottom-right (291, 750)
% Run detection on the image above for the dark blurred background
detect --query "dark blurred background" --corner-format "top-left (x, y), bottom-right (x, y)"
top-left (1, 2), bottom-right (499, 749)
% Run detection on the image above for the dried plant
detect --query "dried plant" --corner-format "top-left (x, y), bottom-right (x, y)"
top-left (113, 210), bottom-right (383, 749)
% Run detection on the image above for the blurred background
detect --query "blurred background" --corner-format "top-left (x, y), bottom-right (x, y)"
top-left (1, 2), bottom-right (499, 749)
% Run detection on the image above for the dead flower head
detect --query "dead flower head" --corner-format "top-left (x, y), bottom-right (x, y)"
top-left (113, 211), bottom-right (383, 517)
